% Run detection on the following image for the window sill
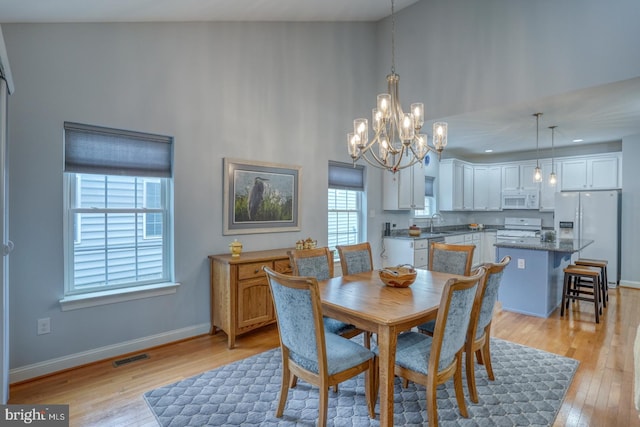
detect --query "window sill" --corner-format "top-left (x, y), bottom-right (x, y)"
top-left (59, 282), bottom-right (180, 311)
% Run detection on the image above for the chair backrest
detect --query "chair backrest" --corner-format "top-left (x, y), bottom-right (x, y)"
top-left (288, 247), bottom-right (334, 281)
top-left (469, 256), bottom-right (511, 340)
top-left (429, 242), bottom-right (475, 276)
top-left (429, 267), bottom-right (486, 372)
top-left (263, 266), bottom-right (327, 372)
top-left (336, 242), bottom-right (373, 276)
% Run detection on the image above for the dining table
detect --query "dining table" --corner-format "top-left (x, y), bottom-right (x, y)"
top-left (318, 268), bottom-right (463, 426)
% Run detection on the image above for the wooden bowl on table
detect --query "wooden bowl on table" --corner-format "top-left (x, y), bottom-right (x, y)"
top-left (379, 265), bottom-right (417, 288)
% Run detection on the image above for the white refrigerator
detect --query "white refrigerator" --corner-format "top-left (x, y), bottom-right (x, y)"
top-left (554, 190), bottom-right (621, 286)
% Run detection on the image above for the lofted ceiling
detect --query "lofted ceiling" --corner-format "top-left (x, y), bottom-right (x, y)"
top-left (1, 0), bottom-right (639, 157)
top-left (0, 0), bottom-right (420, 23)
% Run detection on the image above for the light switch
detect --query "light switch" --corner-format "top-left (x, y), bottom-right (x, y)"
top-left (517, 258), bottom-right (525, 269)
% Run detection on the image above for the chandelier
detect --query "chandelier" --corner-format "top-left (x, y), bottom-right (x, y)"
top-left (347, 0), bottom-right (447, 173)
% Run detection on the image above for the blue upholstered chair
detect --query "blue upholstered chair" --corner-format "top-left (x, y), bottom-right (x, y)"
top-left (288, 247), bottom-right (362, 339)
top-left (336, 242), bottom-right (373, 276)
top-left (376, 267), bottom-right (486, 427)
top-left (263, 266), bottom-right (376, 426)
top-left (418, 256), bottom-right (511, 403)
top-left (429, 241), bottom-right (475, 276)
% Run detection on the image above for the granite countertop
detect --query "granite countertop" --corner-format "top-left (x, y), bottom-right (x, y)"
top-left (385, 227), bottom-right (500, 240)
top-left (494, 238), bottom-right (594, 253)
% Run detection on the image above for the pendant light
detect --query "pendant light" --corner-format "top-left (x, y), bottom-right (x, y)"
top-left (548, 125), bottom-right (557, 186)
top-left (533, 113), bottom-right (542, 182)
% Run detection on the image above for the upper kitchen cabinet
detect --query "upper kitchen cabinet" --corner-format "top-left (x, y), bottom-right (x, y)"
top-left (439, 159), bottom-right (473, 211)
top-left (473, 165), bottom-right (502, 210)
top-left (539, 160), bottom-right (561, 211)
top-left (560, 153), bottom-right (621, 191)
top-left (382, 162), bottom-right (425, 210)
top-left (502, 161), bottom-right (539, 191)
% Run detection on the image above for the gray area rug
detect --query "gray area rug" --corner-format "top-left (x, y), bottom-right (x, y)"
top-left (143, 338), bottom-right (578, 426)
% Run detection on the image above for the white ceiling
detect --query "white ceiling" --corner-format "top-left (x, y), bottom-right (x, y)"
top-left (0, 0), bottom-right (420, 23)
top-left (1, 0), bottom-right (639, 157)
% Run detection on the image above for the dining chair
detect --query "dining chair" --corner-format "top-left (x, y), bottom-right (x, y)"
top-left (375, 267), bottom-right (486, 427)
top-left (336, 242), bottom-right (373, 276)
top-left (416, 256), bottom-right (511, 403)
top-left (288, 247), bottom-right (362, 340)
top-left (429, 241), bottom-right (475, 276)
top-left (263, 266), bottom-right (376, 426)
top-left (335, 242), bottom-right (374, 347)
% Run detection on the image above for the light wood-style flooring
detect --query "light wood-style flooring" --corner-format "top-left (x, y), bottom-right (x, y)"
top-left (9, 286), bottom-right (640, 426)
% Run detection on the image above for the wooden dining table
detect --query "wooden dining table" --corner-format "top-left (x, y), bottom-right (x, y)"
top-left (318, 268), bottom-right (463, 427)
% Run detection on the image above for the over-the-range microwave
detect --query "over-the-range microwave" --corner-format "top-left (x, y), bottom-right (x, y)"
top-left (501, 190), bottom-right (539, 209)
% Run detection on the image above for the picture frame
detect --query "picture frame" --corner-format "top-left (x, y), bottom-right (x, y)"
top-left (223, 158), bottom-right (302, 235)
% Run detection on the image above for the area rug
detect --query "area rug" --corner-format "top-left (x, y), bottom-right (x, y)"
top-left (143, 338), bottom-right (578, 426)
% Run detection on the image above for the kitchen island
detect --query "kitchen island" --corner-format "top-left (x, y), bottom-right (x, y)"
top-left (495, 238), bottom-right (593, 317)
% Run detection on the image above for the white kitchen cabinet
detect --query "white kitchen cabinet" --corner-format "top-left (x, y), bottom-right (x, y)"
top-left (383, 238), bottom-right (429, 268)
top-left (464, 233), bottom-right (482, 267)
top-left (539, 160), bottom-right (561, 211)
top-left (439, 159), bottom-right (473, 211)
top-left (473, 165), bottom-right (502, 210)
top-left (482, 231), bottom-right (496, 264)
top-left (560, 153), bottom-right (620, 191)
top-left (502, 161), bottom-right (539, 191)
top-left (382, 163), bottom-right (425, 210)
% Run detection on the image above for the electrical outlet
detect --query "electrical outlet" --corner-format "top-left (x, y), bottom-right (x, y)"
top-left (37, 317), bottom-right (51, 335)
top-left (517, 259), bottom-right (525, 269)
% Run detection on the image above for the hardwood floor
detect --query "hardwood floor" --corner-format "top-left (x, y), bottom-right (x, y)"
top-left (9, 286), bottom-right (640, 426)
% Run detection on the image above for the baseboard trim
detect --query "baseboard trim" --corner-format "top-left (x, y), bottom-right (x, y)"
top-left (620, 280), bottom-right (640, 289)
top-left (9, 323), bottom-right (210, 384)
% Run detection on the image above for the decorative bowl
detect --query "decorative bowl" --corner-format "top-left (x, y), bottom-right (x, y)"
top-left (379, 265), bottom-right (417, 288)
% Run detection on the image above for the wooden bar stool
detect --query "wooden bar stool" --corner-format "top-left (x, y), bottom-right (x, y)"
top-left (561, 265), bottom-right (602, 323)
top-left (575, 258), bottom-right (608, 306)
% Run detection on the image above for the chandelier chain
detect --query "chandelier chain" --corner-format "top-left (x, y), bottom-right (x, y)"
top-left (391, 0), bottom-right (396, 74)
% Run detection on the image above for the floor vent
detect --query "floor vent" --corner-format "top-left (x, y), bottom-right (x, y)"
top-left (112, 353), bottom-right (149, 368)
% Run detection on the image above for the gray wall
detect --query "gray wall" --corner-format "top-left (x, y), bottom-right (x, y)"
top-left (2, 0), bottom-right (639, 376)
top-left (3, 22), bottom-right (378, 372)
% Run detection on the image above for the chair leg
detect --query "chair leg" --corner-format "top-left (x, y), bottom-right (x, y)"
top-left (426, 376), bottom-right (439, 427)
top-left (318, 385), bottom-right (329, 427)
top-left (465, 346), bottom-right (479, 404)
top-left (482, 338), bottom-right (495, 381)
top-left (454, 353), bottom-right (469, 418)
top-left (561, 273), bottom-right (569, 317)
top-left (365, 359), bottom-right (375, 419)
top-left (289, 375), bottom-right (297, 388)
top-left (276, 360), bottom-right (291, 418)
top-left (594, 276), bottom-right (600, 324)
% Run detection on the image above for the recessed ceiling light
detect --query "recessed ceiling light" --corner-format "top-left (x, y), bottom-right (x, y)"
top-left (573, 138), bottom-right (583, 143)
top-left (484, 149), bottom-right (493, 153)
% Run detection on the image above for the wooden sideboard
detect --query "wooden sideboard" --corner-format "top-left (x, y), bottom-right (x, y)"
top-left (209, 248), bottom-right (293, 348)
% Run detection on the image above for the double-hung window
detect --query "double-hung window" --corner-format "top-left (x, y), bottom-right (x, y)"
top-left (62, 122), bottom-right (175, 309)
top-left (413, 176), bottom-right (436, 217)
top-left (328, 161), bottom-right (365, 259)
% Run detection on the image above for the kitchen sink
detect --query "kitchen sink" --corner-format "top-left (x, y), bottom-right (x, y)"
top-left (422, 232), bottom-right (451, 237)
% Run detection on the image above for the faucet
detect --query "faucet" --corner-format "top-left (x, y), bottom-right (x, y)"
top-left (430, 213), bottom-right (443, 233)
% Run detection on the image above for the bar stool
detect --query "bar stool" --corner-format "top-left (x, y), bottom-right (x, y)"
top-left (561, 264), bottom-right (602, 323)
top-left (575, 258), bottom-right (608, 306)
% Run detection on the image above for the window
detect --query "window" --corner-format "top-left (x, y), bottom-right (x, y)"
top-left (328, 161), bottom-right (365, 258)
top-left (413, 176), bottom-right (436, 217)
top-left (63, 122), bottom-right (174, 301)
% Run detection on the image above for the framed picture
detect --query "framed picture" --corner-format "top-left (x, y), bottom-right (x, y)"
top-left (223, 158), bottom-right (302, 235)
